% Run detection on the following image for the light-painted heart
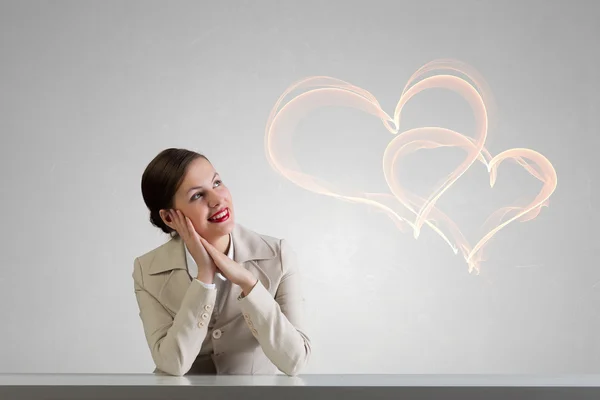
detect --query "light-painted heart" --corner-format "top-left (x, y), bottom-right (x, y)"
top-left (264, 59), bottom-right (557, 274)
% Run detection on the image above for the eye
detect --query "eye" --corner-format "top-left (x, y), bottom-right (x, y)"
top-left (214, 179), bottom-right (222, 187)
top-left (191, 192), bottom-right (203, 201)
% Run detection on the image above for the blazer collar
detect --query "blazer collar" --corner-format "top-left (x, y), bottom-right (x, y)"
top-left (148, 223), bottom-right (277, 275)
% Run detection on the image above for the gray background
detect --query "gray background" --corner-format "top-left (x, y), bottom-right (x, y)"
top-left (0, 0), bottom-right (598, 374)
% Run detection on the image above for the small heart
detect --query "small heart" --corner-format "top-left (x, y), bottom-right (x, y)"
top-left (384, 127), bottom-right (557, 271)
top-left (264, 59), bottom-right (557, 274)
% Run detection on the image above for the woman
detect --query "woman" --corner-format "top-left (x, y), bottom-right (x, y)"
top-left (132, 148), bottom-right (311, 376)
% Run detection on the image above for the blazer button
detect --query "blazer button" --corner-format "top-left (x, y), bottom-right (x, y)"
top-left (201, 313), bottom-right (209, 320)
top-left (198, 321), bottom-right (205, 328)
top-left (204, 304), bottom-right (212, 311)
top-left (212, 329), bottom-right (222, 339)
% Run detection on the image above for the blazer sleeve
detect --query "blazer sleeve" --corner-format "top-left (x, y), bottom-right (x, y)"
top-left (238, 239), bottom-right (311, 376)
top-left (132, 258), bottom-right (217, 376)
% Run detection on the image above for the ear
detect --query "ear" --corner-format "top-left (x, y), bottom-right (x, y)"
top-left (158, 209), bottom-right (175, 230)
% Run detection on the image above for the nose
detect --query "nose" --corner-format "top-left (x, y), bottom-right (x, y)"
top-left (206, 190), bottom-right (224, 209)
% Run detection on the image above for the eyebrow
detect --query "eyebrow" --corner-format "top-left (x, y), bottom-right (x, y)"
top-left (187, 172), bottom-right (219, 193)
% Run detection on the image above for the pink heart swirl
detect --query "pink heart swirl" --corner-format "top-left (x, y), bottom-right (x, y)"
top-left (264, 59), bottom-right (557, 273)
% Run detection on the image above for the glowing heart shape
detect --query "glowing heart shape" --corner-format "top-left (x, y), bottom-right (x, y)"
top-left (264, 59), bottom-right (557, 273)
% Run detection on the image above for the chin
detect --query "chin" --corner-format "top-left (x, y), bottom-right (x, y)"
top-left (207, 217), bottom-right (235, 237)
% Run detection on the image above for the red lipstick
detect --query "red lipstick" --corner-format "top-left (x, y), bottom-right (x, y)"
top-left (208, 208), bottom-right (230, 223)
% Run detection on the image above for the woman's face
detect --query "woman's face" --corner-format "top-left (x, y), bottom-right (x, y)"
top-left (169, 157), bottom-right (235, 241)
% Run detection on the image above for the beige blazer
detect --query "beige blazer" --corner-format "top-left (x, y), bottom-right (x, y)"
top-left (132, 223), bottom-right (311, 376)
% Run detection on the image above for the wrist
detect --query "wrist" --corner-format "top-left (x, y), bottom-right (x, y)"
top-left (240, 274), bottom-right (258, 296)
top-left (196, 272), bottom-right (214, 285)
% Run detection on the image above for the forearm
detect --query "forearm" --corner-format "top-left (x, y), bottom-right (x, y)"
top-left (141, 280), bottom-right (217, 376)
top-left (239, 274), bottom-right (258, 297)
top-left (238, 281), bottom-right (310, 376)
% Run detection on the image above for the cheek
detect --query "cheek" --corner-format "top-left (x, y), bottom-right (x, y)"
top-left (187, 206), bottom-right (210, 227)
top-left (175, 204), bottom-right (204, 223)
top-left (223, 188), bottom-right (233, 204)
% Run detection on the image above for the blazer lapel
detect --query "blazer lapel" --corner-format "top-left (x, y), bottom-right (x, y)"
top-left (148, 235), bottom-right (191, 315)
top-left (231, 223), bottom-right (277, 265)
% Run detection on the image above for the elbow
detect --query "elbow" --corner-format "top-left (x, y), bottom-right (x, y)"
top-left (171, 369), bottom-right (187, 377)
top-left (155, 361), bottom-right (189, 377)
top-left (282, 343), bottom-right (311, 377)
top-left (164, 369), bottom-right (185, 377)
top-left (283, 365), bottom-right (301, 377)
top-left (152, 344), bottom-right (192, 377)
top-left (282, 358), bottom-right (305, 377)
top-left (167, 363), bottom-right (187, 377)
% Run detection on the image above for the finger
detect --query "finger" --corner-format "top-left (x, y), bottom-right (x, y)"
top-left (174, 210), bottom-right (188, 234)
top-left (170, 210), bottom-right (182, 232)
top-left (167, 209), bottom-right (177, 228)
top-left (198, 236), bottom-right (225, 264)
top-left (184, 216), bottom-right (197, 235)
top-left (173, 211), bottom-right (189, 238)
top-left (198, 236), bottom-right (215, 254)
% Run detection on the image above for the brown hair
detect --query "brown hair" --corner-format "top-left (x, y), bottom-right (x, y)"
top-left (141, 148), bottom-right (209, 235)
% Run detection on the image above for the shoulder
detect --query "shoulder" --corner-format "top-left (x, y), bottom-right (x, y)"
top-left (132, 236), bottom-right (181, 281)
top-left (136, 239), bottom-right (171, 262)
top-left (238, 225), bottom-right (297, 273)
top-left (233, 223), bottom-right (287, 260)
top-left (256, 232), bottom-right (294, 261)
top-left (258, 232), bottom-right (296, 268)
top-left (253, 229), bottom-right (281, 250)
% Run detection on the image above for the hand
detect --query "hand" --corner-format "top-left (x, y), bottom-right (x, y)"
top-left (198, 236), bottom-right (258, 295)
top-left (168, 210), bottom-right (217, 284)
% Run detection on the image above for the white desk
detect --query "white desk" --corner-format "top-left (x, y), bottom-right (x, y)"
top-left (1, 373), bottom-right (600, 399)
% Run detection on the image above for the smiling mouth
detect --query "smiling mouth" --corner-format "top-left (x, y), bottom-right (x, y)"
top-left (208, 208), bottom-right (230, 223)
